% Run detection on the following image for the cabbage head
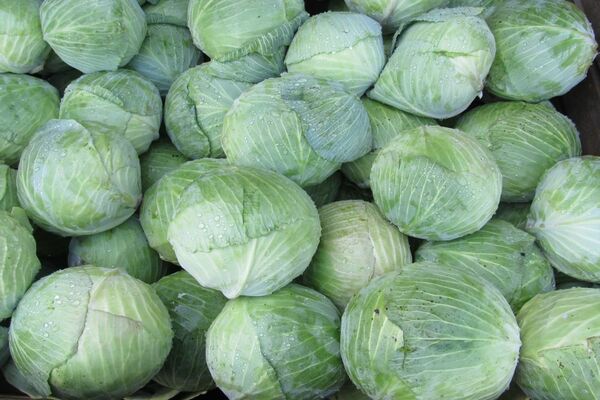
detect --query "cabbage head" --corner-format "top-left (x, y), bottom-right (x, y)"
top-left (9, 266), bottom-right (173, 400)
top-left (153, 271), bottom-right (227, 392)
top-left (68, 217), bottom-right (168, 284)
top-left (371, 125), bottom-right (502, 240)
top-left (0, 74), bottom-right (59, 166)
top-left (341, 263), bottom-right (521, 400)
top-left (0, 164), bottom-right (18, 211)
top-left (222, 73), bottom-right (372, 187)
top-left (0, 0), bottom-right (50, 73)
top-left (343, 0), bottom-right (449, 34)
top-left (416, 219), bottom-right (555, 311)
top-left (527, 156), bottom-right (600, 282)
top-left (17, 119), bottom-right (141, 236)
top-left (517, 288), bottom-right (600, 399)
top-left (486, 0), bottom-right (598, 102)
top-left (139, 140), bottom-right (188, 192)
top-left (40, 0), bottom-right (147, 73)
top-left (342, 98), bottom-right (436, 189)
top-left (495, 203), bottom-right (530, 230)
top-left (304, 200), bottom-right (412, 309)
top-left (60, 70), bottom-right (162, 154)
top-left (188, 0), bottom-right (308, 62)
top-left (164, 53), bottom-right (287, 159)
top-left (369, 8), bottom-right (495, 119)
top-left (165, 161), bottom-right (321, 298)
top-left (0, 209), bottom-right (41, 321)
top-left (456, 101), bottom-right (582, 202)
top-left (285, 12), bottom-right (385, 96)
top-left (206, 284), bottom-right (345, 399)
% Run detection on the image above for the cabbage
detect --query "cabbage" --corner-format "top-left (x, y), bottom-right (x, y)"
top-left (206, 284), bottom-right (345, 399)
top-left (527, 156), bottom-right (600, 283)
top-left (0, 209), bottom-right (41, 320)
top-left (0, 0), bottom-right (50, 73)
top-left (304, 200), bottom-right (412, 309)
top-left (341, 263), bottom-right (521, 400)
top-left (0, 74), bottom-right (59, 166)
top-left (486, 0), bottom-right (598, 102)
top-left (0, 164), bottom-right (18, 211)
top-left (127, 24), bottom-right (202, 95)
top-left (9, 266), bottom-right (173, 399)
top-left (343, 0), bottom-right (449, 34)
top-left (68, 217), bottom-right (168, 283)
top-left (371, 125), bottom-right (502, 240)
top-left (304, 172), bottom-right (343, 208)
top-left (456, 101), bottom-right (582, 202)
top-left (222, 73), bottom-right (372, 187)
top-left (369, 8), bottom-right (495, 119)
top-left (285, 12), bottom-right (385, 96)
top-left (188, 0), bottom-right (308, 62)
top-left (17, 119), bottom-right (141, 236)
top-left (153, 271), bottom-right (227, 392)
top-left (60, 70), bottom-right (163, 154)
top-left (517, 288), bottom-right (600, 399)
top-left (416, 219), bottom-right (555, 310)
top-left (165, 160), bottom-right (321, 298)
top-left (164, 53), bottom-right (285, 159)
top-left (495, 202), bottom-right (530, 230)
top-left (342, 98), bottom-right (436, 189)
top-left (139, 140), bottom-right (188, 192)
top-left (40, 0), bottom-right (147, 73)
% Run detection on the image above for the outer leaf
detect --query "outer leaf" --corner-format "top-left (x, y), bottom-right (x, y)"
top-left (0, 164), bottom-right (19, 211)
top-left (526, 156), bottom-right (600, 282)
top-left (143, 0), bottom-right (189, 26)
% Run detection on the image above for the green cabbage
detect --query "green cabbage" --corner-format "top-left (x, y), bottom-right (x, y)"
top-left (369, 8), bottom-right (495, 119)
top-left (527, 156), bottom-right (600, 282)
top-left (285, 12), bottom-right (385, 96)
top-left (222, 73), bottom-right (372, 187)
top-left (416, 219), bottom-right (555, 311)
top-left (153, 271), bottom-right (227, 392)
top-left (304, 172), bottom-right (343, 208)
top-left (341, 263), bottom-right (521, 400)
top-left (139, 140), bottom-right (188, 192)
top-left (60, 70), bottom-right (163, 154)
top-left (40, 0), bottom-right (147, 73)
top-left (494, 202), bottom-right (531, 231)
top-left (206, 284), bottom-right (345, 399)
top-left (456, 101), bottom-right (582, 202)
top-left (0, 74), bottom-right (59, 166)
top-left (68, 217), bottom-right (168, 284)
top-left (486, 0), bottom-right (598, 102)
top-left (0, 164), bottom-right (18, 211)
top-left (517, 288), bottom-right (600, 399)
top-left (17, 119), bottom-right (141, 236)
top-left (0, 0), bottom-right (50, 73)
top-left (371, 125), bottom-right (502, 240)
top-left (304, 200), bottom-right (412, 309)
top-left (9, 266), bottom-right (173, 399)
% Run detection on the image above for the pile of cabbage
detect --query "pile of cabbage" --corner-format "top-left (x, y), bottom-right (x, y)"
top-left (0, 0), bottom-right (598, 399)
